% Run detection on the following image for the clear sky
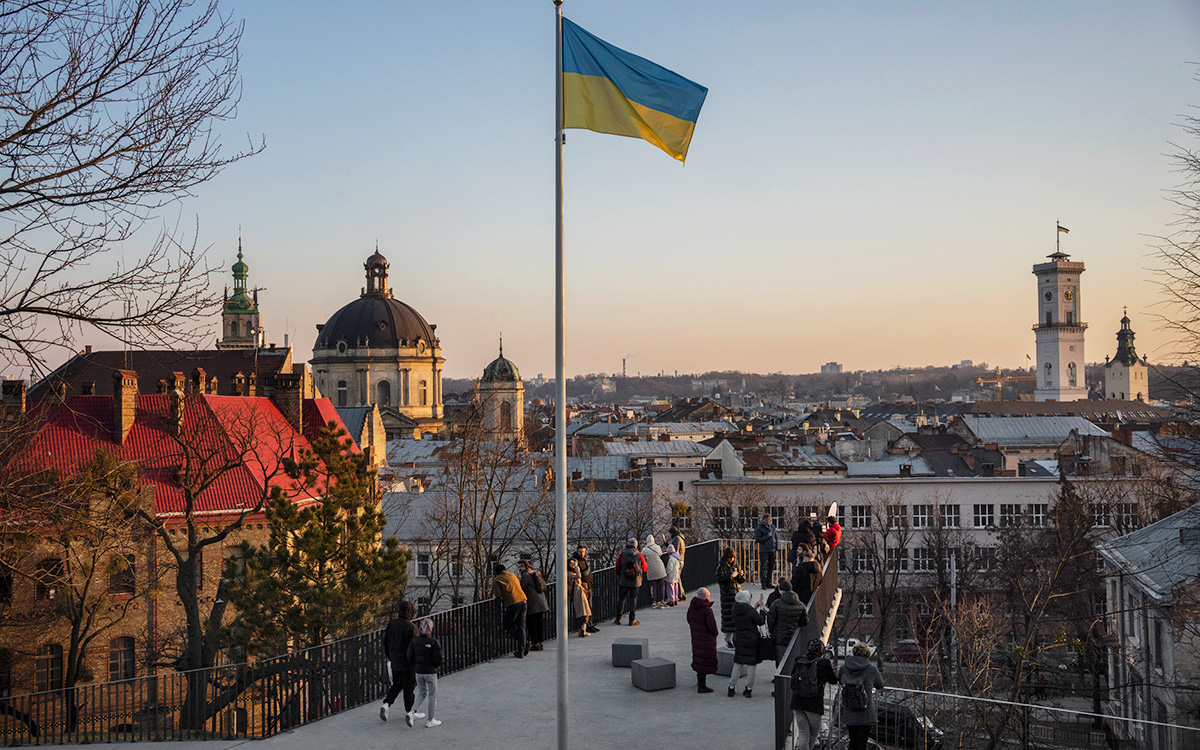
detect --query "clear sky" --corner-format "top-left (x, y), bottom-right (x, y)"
top-left (138, 0), bottom-right (1200, 380)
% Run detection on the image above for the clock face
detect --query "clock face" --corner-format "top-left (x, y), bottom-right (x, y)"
top-left (1044, 291), bottom-right (1053, 302)
top-left (1065, 289), bottom-right (1073, 301)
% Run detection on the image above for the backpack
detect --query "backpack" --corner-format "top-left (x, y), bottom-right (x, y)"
top-left (533, 570), bottom-right (546, 593)
top-left (792, 659), bottom-right (821, 699)
top-left (622, 553), bottom-right (639, 580)
top-left (843, 681), bottom-right (869, 712)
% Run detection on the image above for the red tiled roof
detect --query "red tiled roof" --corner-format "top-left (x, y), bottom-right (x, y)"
top-left (13, 394), bottom-right (353, 518)
top-left (304, 399), bottom-right (361, 454)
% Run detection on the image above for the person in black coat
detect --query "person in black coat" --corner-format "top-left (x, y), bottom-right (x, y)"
top-left (791, 638), bottom-right (839, 750)
top-left (379, 600), bottom-right (423, 724)
top-left (686, 587), bottom-right (719, 693)
top-left (406, 618), bottom-right (444, 728)
top-left (715, 547), bottom-right (745, 648)
top-left (518, 560), bottom-right (549, 651)
top-left (792, 548), bottom-right (823, 604)
top-left (728, 589), bottom-right (766, 698)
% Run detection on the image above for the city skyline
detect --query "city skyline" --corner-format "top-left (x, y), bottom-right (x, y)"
top-left (47, 1), bottom-right (1200, 380)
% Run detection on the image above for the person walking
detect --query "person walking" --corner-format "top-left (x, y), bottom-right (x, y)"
top-left (755, 514), bottom-right (779, 589)
top-left (839, 642), bottom-right (885, 750)
top-left (728, 589), bottom-right (766, 698)
top-left (766, 579), bottom-right (808, 663)
top-left (791, 638), bottom-right (838, 750)
top-left (567, 558), bottom-right (592, 637)
top-left (643, 534), bottom-right (667, 608)
top-left (664, 544), bottom-right (682, 606)
top-left (380, 600), bottom-right (423, 725)
top-left (517, 559), bottom-right (549, 651)
top-left (669, 526), bottom-right (686, 601)
top-left (406, 618), bottom-right (443, 728)
top-left (615, 537), bottom-right (647, 626)
top-left (574, 545), bottom-right (599, 633)
top-left (686, 587), bottom-right (718, 693)
top-left (715, 547), bottom-right (745, 648)
top-left (492, 563), bottom-right (528, 658)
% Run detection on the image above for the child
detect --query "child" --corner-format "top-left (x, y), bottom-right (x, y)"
top-left (405, 618), bottom-right (444, 728)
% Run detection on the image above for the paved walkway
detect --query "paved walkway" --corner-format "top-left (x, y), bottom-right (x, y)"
top-left (84, 596), bottom-right (779, 749)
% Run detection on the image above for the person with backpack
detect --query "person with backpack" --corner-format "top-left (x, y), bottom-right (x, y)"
top-left (405, 618), bottom-right (443, 728)
top-left (839, 641), bottom-right (885, 750)
top-left (715, 546), bottom-right (745, 648)
top-left (379, 600), bottom-right (423, 725)
top-left (517, 559), bottom-right (549, 652)
top-left (766, 579), bottom-right (808, 663)
top-left (791, 638), bottom-right (838, 750)
top-left (643, 534), bottom-right (667, 608)
top-left (615, 537), bottom-right (647, 626)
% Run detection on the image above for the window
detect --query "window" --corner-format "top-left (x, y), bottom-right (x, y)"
top-left (999, 504), bottom-right (1021, 528)
top-left (1117, 504), bottom-right (1139, 530)
top-left (1068, 361), bottom-right (1077, 387)
top-left (939, 504), bottom-right (960, 528)
top-left (974, 547), bottom-right (996, 572)
top-left (798, 506), bottom-right (820, 524)
top-left (766, 506), bottom-right (787, 527)
top-left (857, 598), bottom-right (874, 618)
top-left (1111, 455), bottom-right (1126, 476)
top-left (35, 644), bottom-right (62, 692)
top-left (738, 506), bottom-right (758, 532)
top-left (499, 401), bottom-right (513, 432)
top-left (886, 548), bottom-right (908, 572)
top-left (853, 549), bottom-right (874, 572)
top-left (419, 380), bottom-right (428, 406)
top-left (851, 506), bottom-right (871, 529)
top-left (887, 505), bottom-right (907, 529)
top-left (108, 554), bottom-right (135, 596)
top-left (677, 481), bottom-right (684, 492)
top-left (451, 595), bottom-right (467, 607)
top-left (912, 505), bottom-right (932, 529)
top-left (1154, 619), bottom-right (1164, 669)
top-left (1092, 504), bottom-right (1110, 528)
top-left (913, 548), bottom-right (935, 572)
top-left (1028, 504), bottom-right (1047, 527)
top-left (674, 508), bottom-right (692, 531)
top-left (336, 380), bottom-right (348, 408)
top-left (35, 558), bottom-right (62, 601)
top-left (712, 507), bottom-right (732, 532)
top-left (972, 504), bottom-right (994, 528)
top-left (377, 380), bottom-right (391, 407)
top-left (416, 553), bottom-right (431, 579)
top-left (415, 597), bottom-right (431, 617)
top-left (448, 556), bottom-right (463, 577)
top-left (401, 369), bottom-right (410, 406)
top-left (223, 547), bottom-right (246, 583)
top-left (229, 321), bottom-right (238, 337)
top-left (108, 637), bottom-right (136, 681)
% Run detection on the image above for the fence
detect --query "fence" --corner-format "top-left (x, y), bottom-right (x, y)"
top-left (0, 538), bottom-right (725, 745)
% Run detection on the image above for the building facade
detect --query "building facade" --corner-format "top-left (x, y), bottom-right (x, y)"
top-left (217, 241), bottom-right (264, 351)
top-left (1033, 251), bottom-right (1088, 402)
top-left (1104, 311), bottom-right (1150, 402)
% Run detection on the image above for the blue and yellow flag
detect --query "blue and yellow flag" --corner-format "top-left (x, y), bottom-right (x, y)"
top-left (561, 18), bottom-right (707, 163)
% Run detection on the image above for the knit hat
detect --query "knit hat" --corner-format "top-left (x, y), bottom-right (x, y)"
top-left (696, 587), bottom-right (711, 600)
top-left (418, 618), bottom-right (434, 636)
top-left (735, 590), bottom-right (752, 604)
top-left (645, 534), bottom-right (655, 546)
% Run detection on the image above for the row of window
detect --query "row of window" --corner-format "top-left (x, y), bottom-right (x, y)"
top-left (31, 637), bottom-right (136, 693)
top-left (710, 505), bottom-right (812, 532)
top-left (335, 375), bottom-right (430, 408)
top-left (0, 555), bottom-right (138, 606)
top-left (845, 546), bottom-right (998, 573)
top-left (848, 503), bottom-right (1050, 530)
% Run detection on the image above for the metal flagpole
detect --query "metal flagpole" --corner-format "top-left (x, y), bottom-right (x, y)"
top-left (553, 2), bottom-right (569, 749)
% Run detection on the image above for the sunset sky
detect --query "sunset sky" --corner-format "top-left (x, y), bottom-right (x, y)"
top-left (102, 1), bottom-right (1200, 380)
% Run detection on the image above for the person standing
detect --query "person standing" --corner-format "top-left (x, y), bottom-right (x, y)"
top-left (686, 587), bottom-right (718, 693)
top-left (715, 546), bottom-right (745, 648)
top-left (492, 563), bottom-right (528, 658)
top-left (574, 545), bottom-right (599, 633)
top-left (643, 534), bottom-right (667, 608)
top-left (839, 642), bottom-right (885, 750)
top-left (615, 537), bottom-right (647, 626)
top-left (517, 559), bottom-right (549, 651)
top-left (664, 544), bottom-right (682, 606)
top-left (728, 590), bottom-right (766, 698)
top-left (791, 638), bottom-right (838, 750)
top-left (823, 514), bottom-right (842, 552)
top-left (669, 526), bottom-right (687, 601)
top-left (567, 558), bottom-right (592, 637)
top-left (792, 548), bottom-right (823, 605)
top-left (766, 579), bottom-right (808, 663)
top-left (380, 600), bottom-right (423, 725)
top-left (755, 513), bottom-right (779, 589)
top-left (405, 618), bottom-right (443, 728)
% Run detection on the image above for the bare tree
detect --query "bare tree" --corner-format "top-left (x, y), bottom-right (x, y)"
top-left (0, 0), bottom-right (262, 370)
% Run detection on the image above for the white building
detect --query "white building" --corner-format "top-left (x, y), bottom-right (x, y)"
top-left (1033, 250), bottom-right (1088, 402)
top-left (1103, 311), bottom-right (1150, 402)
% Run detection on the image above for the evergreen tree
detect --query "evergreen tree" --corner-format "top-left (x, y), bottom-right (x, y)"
top-left (225, 422), bottom-right (409, 657)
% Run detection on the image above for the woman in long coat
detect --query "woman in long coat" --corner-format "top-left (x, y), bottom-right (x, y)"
top-left (664, 544), bottom-right (682, 606)
top-left (567, 559), bottom-right (592, 637)
top-left (714, 547), bottom-right (745, 648)
top-left (686, 587), bottom-right (718, 693)
top-left (729, 589), bottom-right (766, 698)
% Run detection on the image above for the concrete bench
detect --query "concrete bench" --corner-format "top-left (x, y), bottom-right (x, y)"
top-left (612, 637), bottom-right (649, 668)
top-left (716, 646), bottom-right (735, 676)
top-left (631, 657), bottom-right (676, 691)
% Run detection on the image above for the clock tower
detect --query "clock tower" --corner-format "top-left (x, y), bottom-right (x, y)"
top-left (1033, 251), bottom-right (1087, 401)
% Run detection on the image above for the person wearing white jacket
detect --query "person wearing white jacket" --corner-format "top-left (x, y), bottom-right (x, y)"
top-left (664, 544), bottom-right (682, 606)
top-left (643, 534), bottom-right (667, 608)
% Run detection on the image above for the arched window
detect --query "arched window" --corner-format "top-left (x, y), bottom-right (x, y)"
top-left (1044, 362), bottom-right (1052, 388)
top-left (419, 380), bottom-right (428, 406)
top-left (1068, 362), bottom-right (1077, 387)
top-left (229, 321), bottom-right (238, 337)
top-left (35, 644), bottom-right (62, 692)
top-left (109, 637), bottom-right (135, 681)
top-left (1045, 311), bottom-right (1052, 326)
top-left (377, 380), bottom-right (391, 406)
top-left (500, 401), bottom-right (513, 432)
top-left (337, 380), bottom-right (348, 408)
top-left (36, 558), bottom-right (62, 601)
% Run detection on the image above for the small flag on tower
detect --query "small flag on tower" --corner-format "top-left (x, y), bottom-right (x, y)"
top-left (1057, 224), bottom-right (1070, 234)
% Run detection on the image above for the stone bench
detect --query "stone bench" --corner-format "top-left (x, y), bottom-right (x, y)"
top-left (612, 637), bottom-right (649, 667)
top-left (716, 646), bottom-right (735, 676)
top-left (631, 657), bottom-right (676, 691)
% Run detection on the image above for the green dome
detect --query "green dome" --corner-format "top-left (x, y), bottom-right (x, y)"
top-left (482, 342), bottom-right (520, 383)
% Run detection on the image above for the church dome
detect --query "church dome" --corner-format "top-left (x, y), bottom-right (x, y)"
top-left (314, 251), bottom-right (437, 350)
top-left (481, 341), bottom-right (520, 383)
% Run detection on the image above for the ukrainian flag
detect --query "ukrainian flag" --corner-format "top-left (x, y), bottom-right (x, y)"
top-left (562, 18), bottom-right (707, 163)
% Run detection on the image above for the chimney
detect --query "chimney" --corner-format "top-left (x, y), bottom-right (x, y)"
top-left (191, 368), bottom-right (207, 395)
top-left (984, 442), bottom-right (998, 452)
top-left (247, 372), bottom-right (258, 397)
top-left (1, 380), bottom-right (26, 417)
top-left (169, 372), bottom-right (185, 435)
top-left (271, 372), bottom-right (304, 435)
top-left (815, 443), bottom-right (828, 455)
top-left (233, 372), bottom-right (246, 396)
top-left (112, 369), bottom-right (137, 445)
top-left (208, 376), bottom-right (218, 395)
top-left (962, 454), bottom-right (976, 471)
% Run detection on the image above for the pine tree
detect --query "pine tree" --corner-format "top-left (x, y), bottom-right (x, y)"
top-left (225, 422), bottom-right (409, 657)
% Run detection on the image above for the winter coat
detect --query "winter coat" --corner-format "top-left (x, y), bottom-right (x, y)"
top-left (643, 540), bottom-right (666, 581)
top-left (665, 552), bottom-right (682, 585)
top-left (715, 562), bottom-right (744, 633)
top-left (568, 568), bottom-right (591, 620)
top-left (791, 655), bottom-right (838, 714)
top-left (823, 521), bottom-right (842, 550)
top-left (383, 617), bottom-right (416, 668)
top-left (731, 600), bottom-right (766, 665)
top-left (838, 655), bottom-right (885, 726)
top-left (755, 522), bottom-right (779, 553)
top-left (792, 559), bottom-right (822, 604)
top-left (686, 597), bottom-right (719, 675)
top-left (617, 547), bottom-right (648, 588)
top-left (767, 590), bottom-right (809, 659)
top-left (493, 570), bottom-right (527, 607)
top-left (574, 553), bottom-right (593, 587)
top-left (670, 532), bottom-right (685, 564)
top-left (790, 526), bottom-right (815, 562)
top-left (520, 570), bottom-right (549, 615)
top-left (406, 635), bottom-right (443, 675)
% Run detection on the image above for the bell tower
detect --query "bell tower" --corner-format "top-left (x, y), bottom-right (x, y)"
top-left (1032, 250), bottom-right (1087, 401)
top-left (217, 239), bottom-right (263, 351)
